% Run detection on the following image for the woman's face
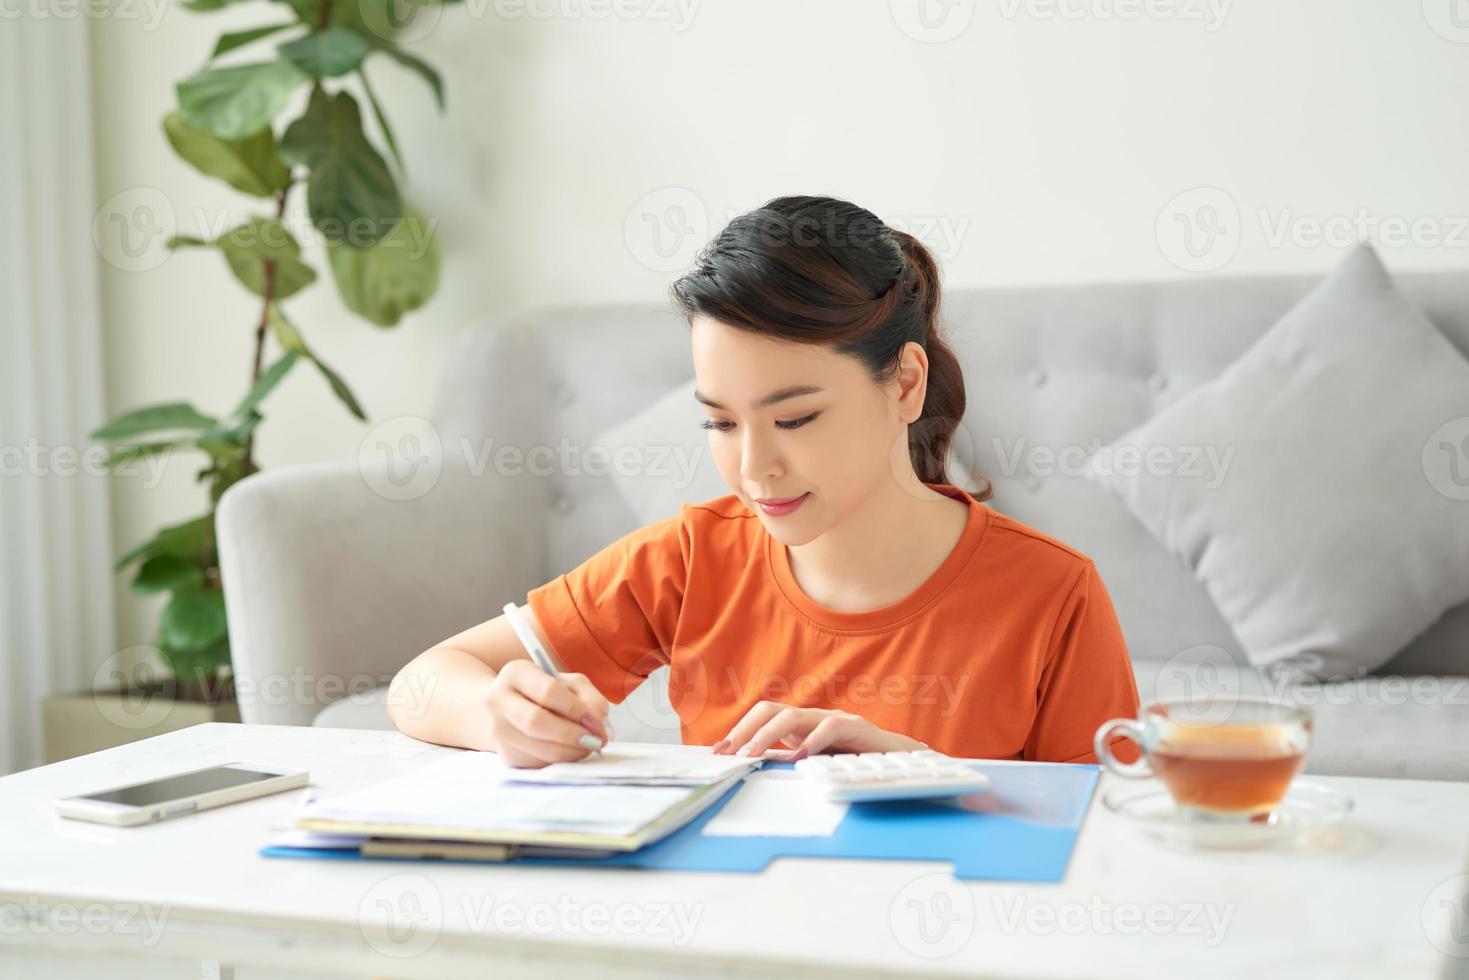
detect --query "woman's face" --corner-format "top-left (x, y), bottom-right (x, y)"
top-left (690, 314), bottom-right (927, 545)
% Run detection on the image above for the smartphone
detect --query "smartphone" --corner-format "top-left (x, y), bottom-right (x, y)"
top-left (55, 763), bottom-right (309, 827)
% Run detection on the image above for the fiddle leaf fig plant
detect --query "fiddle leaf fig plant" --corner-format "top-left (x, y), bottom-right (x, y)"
top-left (91, 0), bottom-right (452, 700)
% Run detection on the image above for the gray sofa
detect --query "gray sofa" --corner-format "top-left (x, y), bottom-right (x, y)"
top-left (215, 274), bottom-right (1469, 781)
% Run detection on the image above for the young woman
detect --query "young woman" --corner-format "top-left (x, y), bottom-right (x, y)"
top-left (387, 196), bottom-right (1140, 769)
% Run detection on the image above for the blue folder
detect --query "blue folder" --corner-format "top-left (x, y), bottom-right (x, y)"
top-left (261, 760), bottom-right (1101, 882)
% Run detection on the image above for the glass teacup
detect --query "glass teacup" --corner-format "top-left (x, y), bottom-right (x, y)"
top-left (1093, 698), bottom-right (1313, 822)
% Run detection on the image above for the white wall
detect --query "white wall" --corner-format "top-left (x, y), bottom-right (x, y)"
top-left (87, 0), bottom-right (1469, 653)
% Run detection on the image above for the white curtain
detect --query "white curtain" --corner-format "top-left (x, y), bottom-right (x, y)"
top-left (0, 19), bottom-right (116, 773)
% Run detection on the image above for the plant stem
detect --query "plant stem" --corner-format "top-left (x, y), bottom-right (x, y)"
top-left (241, 186), bottom-right (291, 479)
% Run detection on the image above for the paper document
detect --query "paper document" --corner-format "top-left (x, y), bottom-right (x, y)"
top-left (302, 748), bottom-right (695, 835)
top-left (701, 770), bottom-right (849, 837)
top-left (503, 742), bottom-right (765, 786)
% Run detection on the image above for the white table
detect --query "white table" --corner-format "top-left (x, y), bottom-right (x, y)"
top-left (1, 723), bottom-right (1466, 980)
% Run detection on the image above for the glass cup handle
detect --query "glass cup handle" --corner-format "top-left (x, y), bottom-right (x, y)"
top-left (1093, 718), bottom-right (1152, 778)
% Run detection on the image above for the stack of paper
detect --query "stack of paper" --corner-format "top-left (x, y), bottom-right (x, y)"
top-left (285, 741), bottom-right (766, 855)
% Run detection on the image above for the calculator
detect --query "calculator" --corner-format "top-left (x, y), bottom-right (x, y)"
top-left (794, 749), bottom-right (991, 802)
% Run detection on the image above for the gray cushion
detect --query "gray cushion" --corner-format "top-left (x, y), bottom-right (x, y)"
top-left (1083, 244), bottom-right (1469, 681)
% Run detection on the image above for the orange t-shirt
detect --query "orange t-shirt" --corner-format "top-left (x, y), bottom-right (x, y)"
top-left (526, 483), bottom-right (1141, 764)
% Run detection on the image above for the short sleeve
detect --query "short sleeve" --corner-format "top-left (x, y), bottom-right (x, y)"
top-left (525, 507), bottom-right (691, 705)
top-left (1023, 560), bottom-right (1143, 765)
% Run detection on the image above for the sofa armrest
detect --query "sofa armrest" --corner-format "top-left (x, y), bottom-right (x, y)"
top-left (216, 458), bottom-right (548, 726)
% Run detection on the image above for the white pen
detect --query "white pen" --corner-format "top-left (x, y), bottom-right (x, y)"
top-left (501, 601), bottom-right (605, 756)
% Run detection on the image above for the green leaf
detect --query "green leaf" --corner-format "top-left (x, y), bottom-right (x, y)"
top-left (267, 306), bottom-right (368, 420)
top-left (158, 635), bottom-right (233, 691)
top-left (356, 67), bottom-right (404, 175)
top-left (267, 304), bottom-right (306, 352)
top-left (328, 207), bottom-right (440, 326)
top-left (160, 586), bottom-right (229, 653)
top-left (311, 354), bottom-right (367, 421)
top-left (114, 534), bottom-right (161, 573)
top-left (167, 234), bottom-right (211, 249)
top-left (279, 88), bottom-right (402, 244)
top-left (133, 555), bottom-right (204, 595)
top-left (103, 441), bottom-right (187, 468)
top-left (91, 402), bottom-right (218, 441)
top-left (279, 25), bottom-right (371, 78)
top-left (177, 60), bottom-right (309, 141)
top-left (373, 43), bottom-right (443, 111)
top-left (155, 514), bottom-right (215, 563)
top-left (215, 216), bottom-right (317, 299)
top-left (163, 111), bottom-right (291, 198)
top-left (182, 0), bottom-right (251, 11)
top-left (197, 413), bottom-right (263, 461)
top-left (212, 22), bottom-right (298, 59)
top-left (234, 349), bottom-right (301, 417)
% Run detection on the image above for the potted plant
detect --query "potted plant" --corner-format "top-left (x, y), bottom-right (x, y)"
top-left (43, 0), bottom-right (454, 762)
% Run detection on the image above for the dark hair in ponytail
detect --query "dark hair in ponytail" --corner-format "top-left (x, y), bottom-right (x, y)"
top-left (669, 195), bottom-right (993, 502)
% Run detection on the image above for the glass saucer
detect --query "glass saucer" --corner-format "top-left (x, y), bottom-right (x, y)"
top-left (1100, 780), bottom-right (1354, 851)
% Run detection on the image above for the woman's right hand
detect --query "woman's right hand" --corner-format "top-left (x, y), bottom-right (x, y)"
top-left (486, 660), bottom-right (613, 768)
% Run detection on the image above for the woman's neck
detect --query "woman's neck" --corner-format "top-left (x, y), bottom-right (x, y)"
top-left (783, 478), bottom-right (971, 614)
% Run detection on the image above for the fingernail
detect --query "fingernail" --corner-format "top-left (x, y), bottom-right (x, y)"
top-left (711, 739), bottom-right (730, 753)
top-left (736, 744), bottom-right (754, 756)
top-left (578, 733), bottom-right (603, 751)
top-left (579, 713), bottom-right (604, 737)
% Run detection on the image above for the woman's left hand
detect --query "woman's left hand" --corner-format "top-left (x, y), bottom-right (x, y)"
top-left (711, 701), bottom-right (927, 760)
